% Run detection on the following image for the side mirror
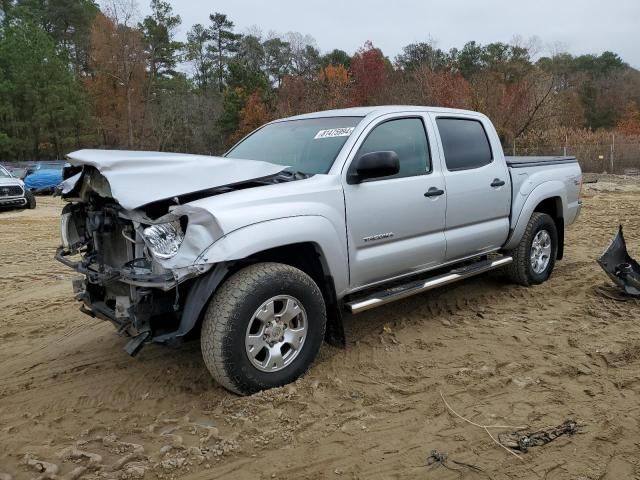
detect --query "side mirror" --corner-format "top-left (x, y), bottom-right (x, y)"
top-left (350, 151), bottom-right (400, 183)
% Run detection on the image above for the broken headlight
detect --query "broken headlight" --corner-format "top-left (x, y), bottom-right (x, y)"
top-left (142, 221), bottom-right (185, 259)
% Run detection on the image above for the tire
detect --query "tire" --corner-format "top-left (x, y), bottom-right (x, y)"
top-left (201, 262), bottom-right (327, 395)
top-left (503, 212), bottom-right (558, 286)
top-left (25, 190), bottom-right (36, 209)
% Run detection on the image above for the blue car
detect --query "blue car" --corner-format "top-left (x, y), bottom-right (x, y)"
top-left (24, 161), bottom-right (66, 194)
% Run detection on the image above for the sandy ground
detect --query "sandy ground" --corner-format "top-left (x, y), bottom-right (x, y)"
top-left (1, 182), bottom-right (640, 480)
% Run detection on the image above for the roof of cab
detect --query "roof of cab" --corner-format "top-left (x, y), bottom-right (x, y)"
top-left (278, 105), bottom-right (484, 122)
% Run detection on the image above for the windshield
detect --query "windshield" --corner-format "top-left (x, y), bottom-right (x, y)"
top-left (0, 166), bottom-right (11, 178)
top-left (226, 116), bottom-right (363, 174)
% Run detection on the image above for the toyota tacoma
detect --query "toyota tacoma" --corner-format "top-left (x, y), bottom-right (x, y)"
top-left (56, 106), bottom-right (582, 395)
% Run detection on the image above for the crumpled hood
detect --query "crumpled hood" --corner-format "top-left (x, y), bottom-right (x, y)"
top-left (65, 149), bottom-right (287, 210)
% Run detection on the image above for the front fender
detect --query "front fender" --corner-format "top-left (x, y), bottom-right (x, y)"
top-left (504, 181), bottom-right (567, 250)
top-left (201, 215), bottom-right (350, 295)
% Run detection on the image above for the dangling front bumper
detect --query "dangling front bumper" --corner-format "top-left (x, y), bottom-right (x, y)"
top-left (597, 226), bottom-right (640, 297)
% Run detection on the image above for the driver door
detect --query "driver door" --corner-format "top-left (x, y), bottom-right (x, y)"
top-left (343, 115), bottom-right (447, 289)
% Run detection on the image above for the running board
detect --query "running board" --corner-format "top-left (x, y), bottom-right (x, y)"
top-left (345, 256), bottom-right (513, 314)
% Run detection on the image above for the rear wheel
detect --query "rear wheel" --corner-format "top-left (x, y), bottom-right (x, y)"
top-left (504, 212), bottom-right (558, 286)
top-left (201, 262), bottom-right (326, 395)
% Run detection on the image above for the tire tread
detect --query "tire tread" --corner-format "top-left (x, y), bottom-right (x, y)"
top-left (201, 262), bottom-right (325, 395)
top-left (503, 212), bottom-right (556, 286)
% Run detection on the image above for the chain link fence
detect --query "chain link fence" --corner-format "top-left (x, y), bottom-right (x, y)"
top-left (505, 135), bottom-right (640, 175)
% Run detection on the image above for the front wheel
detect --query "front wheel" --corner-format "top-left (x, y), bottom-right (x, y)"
top-left (201, 262), bottom-right (326, 395)
top-left (504, 212), bottom-right (558, 286)
top-left (25, 190), bottom-right (36, 209)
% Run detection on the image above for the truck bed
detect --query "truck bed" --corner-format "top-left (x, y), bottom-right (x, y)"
top-left (506, 156), bottom-right (578, 168)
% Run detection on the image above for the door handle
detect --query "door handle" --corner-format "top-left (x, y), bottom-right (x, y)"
top-left (424, 187), bottom-right (445, 197)
top-left (491, 178), bottom-right (506, 187)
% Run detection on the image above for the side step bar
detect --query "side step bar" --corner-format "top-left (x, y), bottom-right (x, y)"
top-left (345, 256), bottom-right (513, 314)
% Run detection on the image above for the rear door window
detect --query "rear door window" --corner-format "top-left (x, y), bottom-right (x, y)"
top-left (436, 118), bottom-right (493, 171)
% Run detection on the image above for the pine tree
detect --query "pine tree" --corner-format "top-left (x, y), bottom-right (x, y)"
top-left (140, 0), bottom-right (182, 79)
top-left (208, 12), bottom-right (240, 92)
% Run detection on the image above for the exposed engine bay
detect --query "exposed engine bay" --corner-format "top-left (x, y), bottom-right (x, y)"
top-left (56, 176), bottom-right (212, 355)
top-left (55, 152), bottom-right (303, 355)
top-left (58, 201), bottom-right (174, 337)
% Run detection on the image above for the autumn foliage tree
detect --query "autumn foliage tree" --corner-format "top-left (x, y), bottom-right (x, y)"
top-left (318, 64), bottom-right (353, 109)
top-left (350, 41), bottom-right (388, 105)
top-left (275, 75), bottom-right (309, 117)
top-left (233, 91), bottom-right (270, 142)
top-left (319, 64), bottom-right (349, 83)
top-left (616, 102), bottom-right (640, 136)
top-left (411, 67), bottom-right (472, 108)
top-left (85, 10), bottom-right (148, 148)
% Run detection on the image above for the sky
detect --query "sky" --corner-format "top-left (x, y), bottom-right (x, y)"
top-left (136, 0), bottom-right (640, 68)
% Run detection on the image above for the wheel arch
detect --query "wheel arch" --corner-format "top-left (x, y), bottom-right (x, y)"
top-left (504, 181), bottom-right (567, 255)
top-left (238, 242), bottom-right (345, 348)
top-left (168, 216), bottom-right (348, 347)
top-left (202, 215), bottom-right (349, 293)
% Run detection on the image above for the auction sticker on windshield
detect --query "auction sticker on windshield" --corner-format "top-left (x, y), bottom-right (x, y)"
top-left (314, 127), bottom-right (355, 139)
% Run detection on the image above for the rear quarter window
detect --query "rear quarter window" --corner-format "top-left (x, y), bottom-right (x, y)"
top-left (436, 118), bottom-right (493, 171)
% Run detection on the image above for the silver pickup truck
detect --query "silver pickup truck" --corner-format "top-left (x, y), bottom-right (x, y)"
top-left (0, 164), bottom-right (36, 209)
top-left (56, 106), bottom-right (582, 394)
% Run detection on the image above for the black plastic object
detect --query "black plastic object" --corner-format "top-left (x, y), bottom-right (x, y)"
top-left (597, 225), bottom-right (640, 297)
top-left (424, 187), bottom-right (445, 197)
top-left (350, 151), bottom-right (400, 183)
top-left (124, 331), bottom-right (151, 356)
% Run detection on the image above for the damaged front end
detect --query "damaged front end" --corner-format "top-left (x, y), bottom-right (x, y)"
top-left (597, 226), bottom-right (640, 297)
top-left (55, 150), bottom-right (300, 356)
top-left (55, 167), bottom-right (225, 355)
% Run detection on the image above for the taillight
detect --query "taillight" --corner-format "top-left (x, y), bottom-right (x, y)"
top-left (578, 175), bottom-right (583, 199)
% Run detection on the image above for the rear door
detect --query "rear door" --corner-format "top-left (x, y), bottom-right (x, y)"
top-left (343, 114), bottom-right (447, 289)
top-left (430, 114), bottom-right (511, 261)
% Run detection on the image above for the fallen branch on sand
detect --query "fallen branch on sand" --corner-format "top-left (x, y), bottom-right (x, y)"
top-left (499, 420), bottom-right (578, 452)
top-left (439, 390), bottom-right (526, 461)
